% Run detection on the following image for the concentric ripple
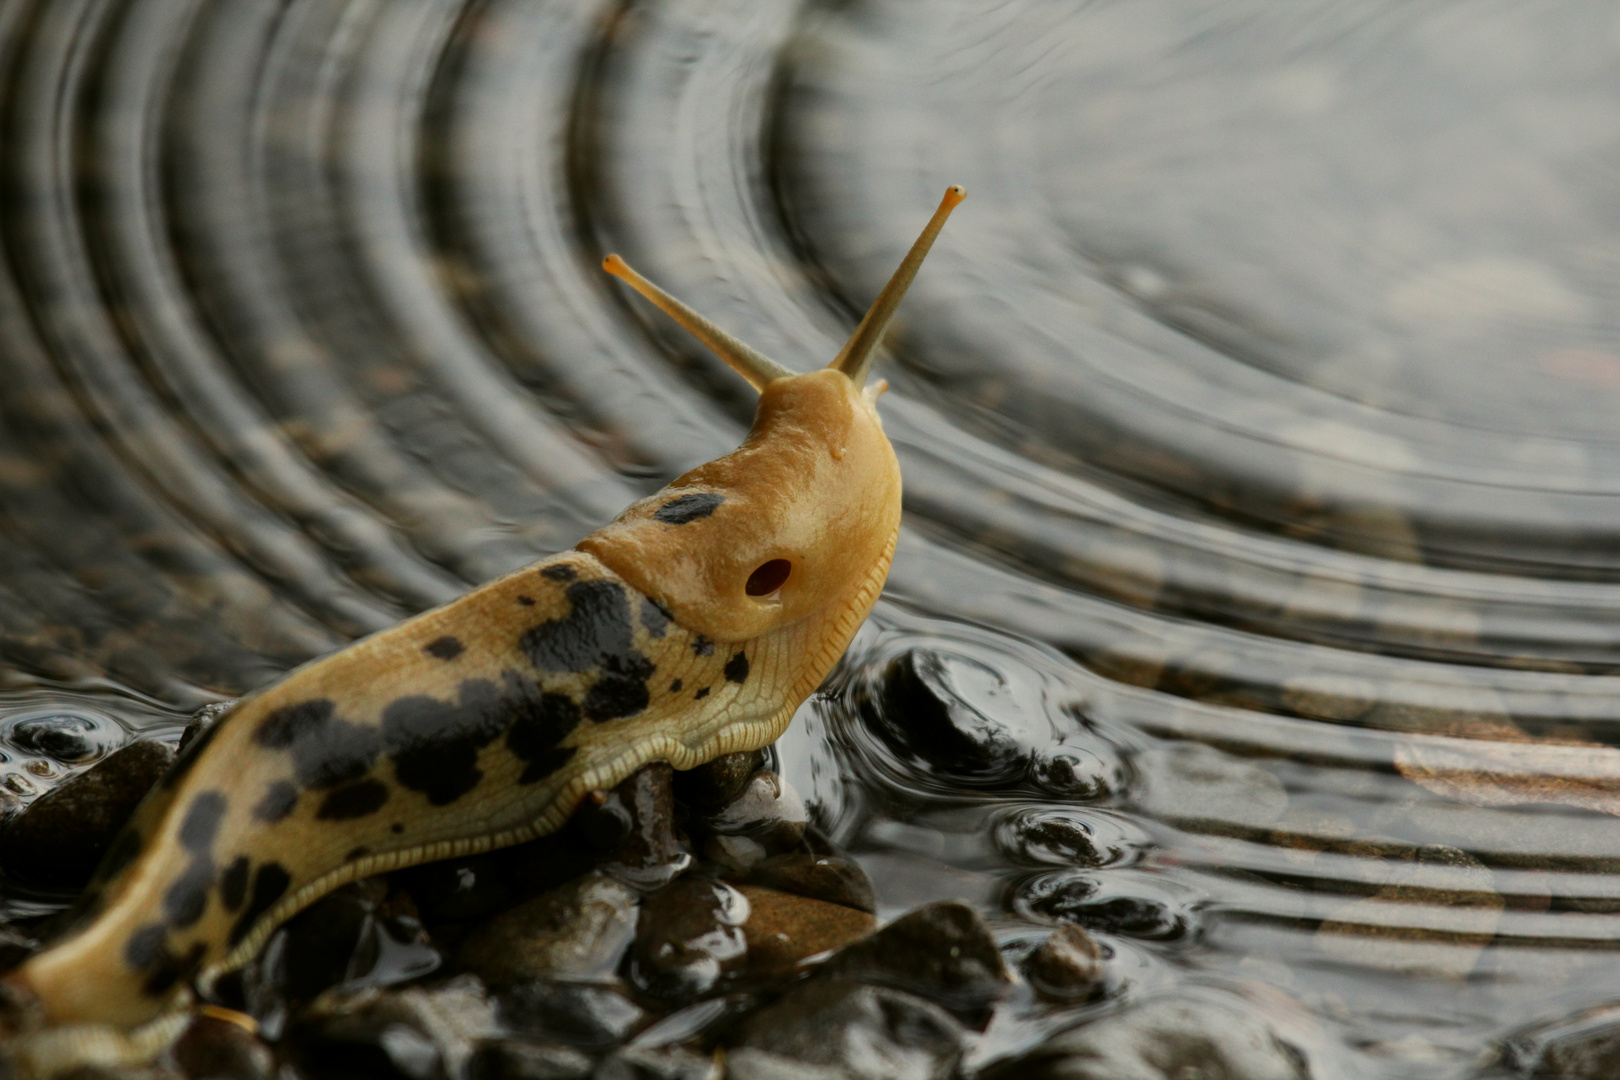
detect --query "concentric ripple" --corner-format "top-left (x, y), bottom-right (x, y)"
top-left (3, 1), bottom-right (1620, 1075)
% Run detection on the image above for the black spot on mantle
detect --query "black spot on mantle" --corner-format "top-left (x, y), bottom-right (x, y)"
top-left (640, 596), bottom-right (672, 638)
top-left (254, 700), bottom-right (382, 790)
top-left (724, 651), bottom-right (750, 684)
top-left (692, 636), bottom-right (715, 657)
top-left (654, 492), bottom-right (724, 524)
top-left (318, 778), bottom-right (391, 820)
top-left (541, 563), bottom-right (578, 581)
top-left (423, 636), bottom-right (464, 661)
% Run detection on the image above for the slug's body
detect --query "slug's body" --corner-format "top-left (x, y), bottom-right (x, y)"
top-left (11, 187), bottom-right (963, 1040)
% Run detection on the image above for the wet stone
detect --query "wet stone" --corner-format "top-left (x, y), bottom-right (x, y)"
top-left (171, 1012), bottom-right (274, 1080)
top-left (629, 876), bottom-right (749, 1001)
top-left (466, 1038), bottom-right (594, 1080)
top-left (394, 852), bottom-right (518, 926)
top-left (740, 854), bottom-right (876, 914)
top-left (694, 771), bottom-right (805, 867)
top-left (0, 738), bottom-right (173, 887)
top-left (816, 901), bottom-right (1009, 1021)
top-left (273, 878), bottom-right (440, 1004)
top-left (497, 980), bottom-right (645, 1051)
top-left (671, 750), bottom-right (763, 810)
top-left (1022, 924), bottom-right (1104, 1003)
top-left (593, 1044), bottom-right (721, 1080)
top-left (867, 650), bottom-right (1049, 787)
top-left (976, 991), bottom-right (1313, 1080)
top-left (727, 978), bottom-right (965, 1080)
top-left (456, 872), bottom-right (637, 985)
top-left (290, 977), bottom-right (498, 1080)
top-left (583, 762), bottom-right (691, 890)
top-left (177, 701), bottom-right (237, 754)
top-left (724, 1050), bottom-right (849, 1080)
top-left (1499, 1003), bottom-right (1620, 1078)
top-left (734, 885), bottom-right (876, 977)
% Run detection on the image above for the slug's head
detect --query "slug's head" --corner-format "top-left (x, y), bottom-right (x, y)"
top-left (583, 186), bottom-right (965, 643)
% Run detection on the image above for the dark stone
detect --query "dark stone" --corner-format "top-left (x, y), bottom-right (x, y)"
top-left (672, 751), bottom-right (763, 810)
top-left (498, 981), bottom-right (645, 1051)
top-left (173, 1012), bottom-right (275, 1080)
top-left (286, 979), bottom-right (496, 1080)
top-left (1022, 924), bottom-right (1104, 1003)
top-left (1499, 1004), bottom-right (1620, 1078)
top-left (628, 878), bottom-right (749, 1001)
top-left (975, 992), bottom-right (1312, 1080)
top-left (583, 763), bottom-right (690, 889)
top-left (392, 851), bottom-right (517, 926)
top-left (817, 902), bottom-right (1009, 1023)
top-left (1016, 875), bottom-right (1188, 940)
top-left (466, 1039), bottom-right (593, 1080)
top-left (594, 1045), bottom-right (722, 1080)
top-left (728, 979), bottom-right (964, 1080)
top-left (742, 854), bottom-right (876, 914)
top-left (456, 873), bottom-right (637, 986)
top-left (695, 771), bottom-right (805, 856)
top-left (274, 880), bottom-right (439, 1004)
top-left (0, 739), bottom-right (174, 887)
top-left (177, 701), bottom-right (236, 755)
top-left (653, 493), bottom-right (724, 524)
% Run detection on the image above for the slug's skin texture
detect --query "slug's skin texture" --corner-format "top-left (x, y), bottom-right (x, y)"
top-left (9, 185), bottom-right (959, 1047)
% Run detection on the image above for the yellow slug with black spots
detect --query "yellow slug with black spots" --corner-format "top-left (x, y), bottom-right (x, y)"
top-left (8, 187), bottom-right (965, 1039)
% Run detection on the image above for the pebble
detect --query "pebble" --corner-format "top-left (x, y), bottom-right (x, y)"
top-left (739, 854), bottom-right (875, 914)
top-left (873, 651), bottom-right (1030, 784)
top-left (498, 980), bottom-right (646, 1051)
top-left (0, 738), bottom-right (173, 887)
top-left (171, 1011), bottom-right (274, 1080)
top-left (725, 1049), bottom-right (849, 1080)
top-left (271, 878), bottom-right (439, 1004)
top-left (1022, 924), bottom-right (1104, 1002)
top-left (816, 901), bottom-right (1009, 1022)
top-left (628, 877), bottom-right (749, 1001)
top-left (466, 1038), bottom-right (594, 1080)
top-left (290, 977), bottom-right (498, 1080)
top-left (584, 762), bottom-right (692, 890)
top-left (593, 1044), bottom-right (721, 1080)
top-left (671, 750), bottom-right (763, 810)
top-left (695, 771), bottom-right (805, 858)
top-left (727, 978), bottom-right (964, 1080)
top-left (976, 992), bottom-right (1314, 1080)
top-left (457, 872), bottom-right (637, 985)
top-left (733, 884), bottom-right (875, 977)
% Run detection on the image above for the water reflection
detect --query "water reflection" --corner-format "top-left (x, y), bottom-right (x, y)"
top-left (2, 0), bottom-right (1620, 1075)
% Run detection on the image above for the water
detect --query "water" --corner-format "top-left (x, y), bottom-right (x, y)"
top-left (2, 1), bottom-right (1620, 1075)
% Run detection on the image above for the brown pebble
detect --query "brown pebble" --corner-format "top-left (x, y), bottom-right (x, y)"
top-left (173, 1011), bottom-right (274, 1080)
top-left (1023, 924), bottom-right (1103, 1002)
top-left (457, 873), bottom-right (637, 986)
top-left (741, 854), bottom-right (876, 914)
top-left (735, 885), bottom-right (876, 977)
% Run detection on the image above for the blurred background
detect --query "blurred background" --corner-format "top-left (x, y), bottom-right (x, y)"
top-left (2, 2), bottom-right (1620, 1075)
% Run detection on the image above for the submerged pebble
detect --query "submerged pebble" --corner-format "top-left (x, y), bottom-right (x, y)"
top-left (738, 853), bottom-right (876, 914)
top-left (815, 901), bottom-right (1009, 1022)
top-left (732, 884), bottom-right (875, 976)
top-left (498, 980), bottom-right (646, 1052)
top-left (171, 1011), bottom-right (274, 1080)
top-left (1022, 924), bottom-right (1105, 1003)
top-left (628, 877), bottom-right (749, 1001)
top-left (466, 1038), bottom-right (595, 1080)
top-left (727, 978), bottom-right (964, 1080)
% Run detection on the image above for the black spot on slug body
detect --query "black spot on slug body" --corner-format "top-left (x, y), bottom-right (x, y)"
top-left (640, 596), bottom-right (672, 638)
top-left (517, 595), bottom-right (535, 606)
top-left (126, 924), bottom-right (167, 972)
top-left (654, 492), bottom-right (724, 524)
top-left (255, 699), bottom-right (382, 790)
top-left (541, 563), bottom-right (577, 581)
top-left (164, 859), bottom-right (213, 929)
top-left (695, 687), bottom-right (710, 700)
top-left (178, 791), bottom-right (227, 853)
top-left (423, 636), bottom-right (464, 661)
top-left (143, 943), bottom-right (205, 998)
top-left (692, 636), bottom-right (715, 657)
top-left (228, 863), bottom-right (291, 946)
top-left (524, 580), bottom-right (635, 674)
top-left (724, 651), bottom-right (750, 684)
top-left (381, 677), bottom-right (511, 805)
top-left (669, 679), bottom-right (683, 693)
top-left (347, 847), bottom-right (371, 862)
top-left (517, 746), bottom-right (577, 786)
top-left (221, 856), bottom-right (250, 912)
top-left (523, 581), bottom-right (658, 721)
top-left (318, 779), bottom-right (391, 820)
top-left (253, 781), bottom-right (300, 823)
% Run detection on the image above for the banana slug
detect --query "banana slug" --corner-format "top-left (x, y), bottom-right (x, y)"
top-left (9, 187), bottom-right (965, 1043)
